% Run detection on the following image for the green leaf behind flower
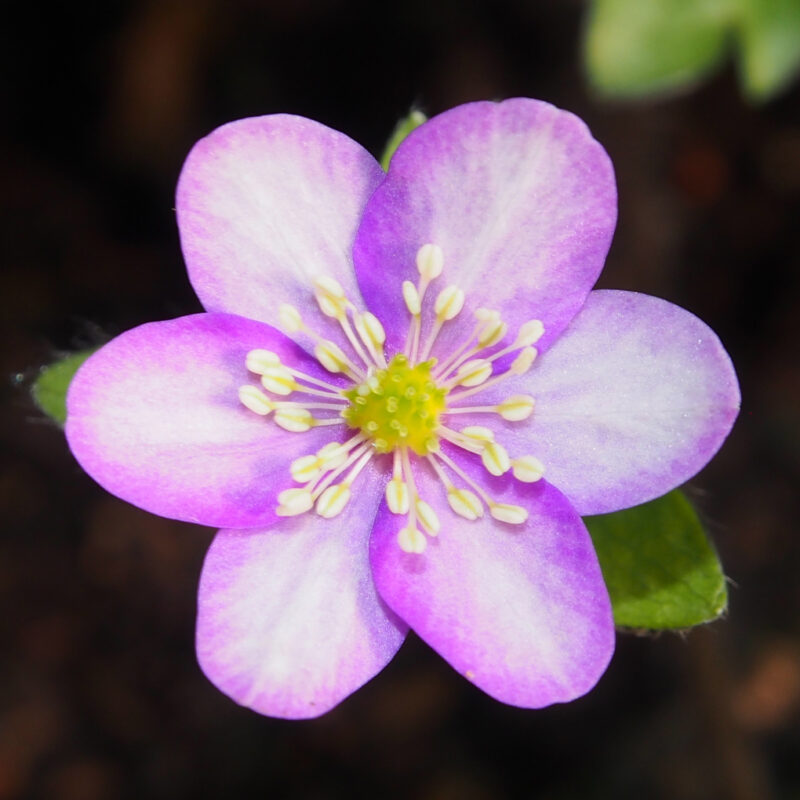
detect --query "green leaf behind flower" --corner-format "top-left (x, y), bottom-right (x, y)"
top-left (584, 0), bottom-right (800, 101)
top-left (735, 0), bottom-right (800, 100)
top-left (32, 349), bottom-right (98, 427)
top-left (380, 110), bottom-right (427, 171)
top-left (585, 490), bottom-right (728, 630)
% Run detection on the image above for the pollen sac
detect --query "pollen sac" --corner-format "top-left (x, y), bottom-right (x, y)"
top-left (342, 354), bottom-right (448, 455)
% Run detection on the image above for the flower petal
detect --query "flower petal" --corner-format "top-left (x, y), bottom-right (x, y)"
top-left (507, 290), bottom-right (740, 514)
top-left (370, 467), bottom-right (614, 708)
top-left (353, 98), bottom-right (617, 355)
top-left (177, 115), bottom-right (385, 334)
top-left (66, 313), bottom-right (348, 528)
top-left (197, 467), bottom-right (407, 719)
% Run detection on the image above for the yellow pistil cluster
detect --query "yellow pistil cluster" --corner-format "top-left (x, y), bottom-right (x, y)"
top-left (237, 242), bottom-right (548, 553)
top-left (341, 354), bottom-right (447, 455)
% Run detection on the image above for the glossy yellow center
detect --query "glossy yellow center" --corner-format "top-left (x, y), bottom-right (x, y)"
top-left (342, 354), bottom-right (448, 455)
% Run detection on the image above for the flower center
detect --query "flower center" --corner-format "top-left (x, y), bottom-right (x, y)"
top-left (237, 243), bottom-right (549, 552)
top-left (341, 354), bottom-right (447, 455)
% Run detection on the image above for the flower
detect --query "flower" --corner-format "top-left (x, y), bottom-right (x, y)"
top-left (65, 99), bottom-right (740, 719)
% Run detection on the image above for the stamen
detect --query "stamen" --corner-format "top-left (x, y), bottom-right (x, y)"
top-left (316, 445), bottom-right (374, 520)
top-left (315, 483), bottom-right (351, 518)
top-left (426, 454), bottom-right (484, 520)
top-left (445, 358), bottom-right (492, 388)
top-left (481, 441), bottom-right (511, 476)
top-left (512, 455), bottom-right (545, 482)
top-left (386, 476), bottom-right (410, 514)
top-left (278, 304), bottom-right (303, 332)
top-left (312, 276), bottom-right (347, 318)
top-left (489, 504), bottom-right (529, 524)
top-left (434, 449), bottom-right (525, 524)
top-left (276, 488), bottom-right (313, 517)
top-left (354, 311), bottom-right (387, 368)
top-left (446, 347), bottom-right (538, 404)
top-left (245, 349), bottom-right (281, 373)
top-left (460, 426), bottom-right (495, 443)
top-left (436, 426), bottom-right (484, 454)
top-left (338, 312), bottom-right (373, 369)
top-left (416, 243), bottom-right (444, 281)
top-left (260, 364), bottom-right (295, 396)
top-left (418, 284), bottom-right (465, 362)
top-left (398, 524), bottom-right (427, 554)
top-left (238, 385), bottom-right (274, 415)
top-left (402, 280), bottom-right (421, 315)
top-left (477, 317), bottom-right (507, 349)
top-left (273, 408), bottom-right (314, 432)
top-left (397, 448), bottom-right (427, 553)
top-left (484, 320), bottom-right (545, 364)
top-left (309, 442), bottom-right (371, 499)
top-left (497, 395), bottom-right (536, 420)
top-left (415, 498), bottom-right (440, 536)
top-left (314, 340), bottom-right (365, 381)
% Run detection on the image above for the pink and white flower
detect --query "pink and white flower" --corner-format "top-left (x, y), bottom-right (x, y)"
top-left (65, 99), bottom-right (739, 719)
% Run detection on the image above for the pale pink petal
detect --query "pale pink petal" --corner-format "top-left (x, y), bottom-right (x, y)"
top-left (197, 466), bottom-right (406, 719)
top-left (353, 98), bottom-right (616, 356)
top-left (66, 313), bottom-right (349, 528)
top-left (472, 290), bottom-right (740, 514)
top-left (370, 461), bottom-right (614, 708)
top-left (177, 115), bottom-right (385, 339)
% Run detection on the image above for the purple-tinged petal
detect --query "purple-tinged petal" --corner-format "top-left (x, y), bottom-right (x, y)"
top-left (370, 464), bottom-right (614, 708)
top-left (197, 466), bottom-right (407, 719)
top-left (353, 98), bottom-right (617, 356)
top-left (503, 290), bottom-right (740, 515)
top-left (177, 115), bottom-right (385, 337)
top-left (66, 313), bottom-right (350, 529)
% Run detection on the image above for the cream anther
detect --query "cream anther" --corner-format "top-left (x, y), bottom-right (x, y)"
top-left (415, 498), bottom-right (440, 535)
top-left (461, 426), bottom-right (495, 443)
top-left (260, 365), bottom-right (296, 396)
top-left (279, 304), bottom-right (303, 332)
top-left (386, 477), bottom-right (410, 514)
top-left (516, 320), bottom-right (545, 347)
top-left (317, 440), bottom-right (351, 469)
top-left (498, 395), bottom-right (535, 421)
top-left (478, 318), bottom-right (508, 348)
top-left (313, 276), bottom-right (347, 318)
top-left (510, 347), bottom-right (538, 375)
top-left (434, 285), bottom-right (465, 320)
top-left (276, 488), bottom-right (313, 516)
top-left (475, 308), bottom-right (500, 322)
top-left (402, 280), bottom-right (421, 315)
top-left (447, 488), bottom-right (483, 520)
top-left (290, 454), bottom-right (321, 483)
top-left (314, 341), bottom-right (351, 374)
top-left (512, 456), bottom-right (545, 482)
top-left (398, 524), bottom-right (426, 554)
top-left (355, 311), bottom-right (386, 351)
top-left (274, 408), bottom-right (314, 432)
top-left (416, 243), bottom-right (444, 280)
top-left (481, 441), bottom-right (511, 476)
top-left (490, 503), bottom-right (529, 524)
top-left (245, 349), bottom-right (281, 374)
top-left (452, 359), bottom-right (492, 387)
top-left (238, 385), bottom-right (274, 415)
top-left (315, 483), bottom-right (351, 518)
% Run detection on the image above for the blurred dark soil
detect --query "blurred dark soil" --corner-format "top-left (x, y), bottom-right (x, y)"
top-left (2, 1), bottom-right (799, 798)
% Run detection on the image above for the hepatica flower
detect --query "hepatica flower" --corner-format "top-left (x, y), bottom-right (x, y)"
top-left (65, 99), bottom-right (739, 718)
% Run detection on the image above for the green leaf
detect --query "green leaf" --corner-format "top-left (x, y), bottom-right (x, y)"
top-left (379, 110), bottom-right (427, 171)
top-left (584, 0), bottom-right (732, 97)
top-left (735, 0), bottom-right (800, 100)
top-left (32, 349), bottom-right (98, 427)
top-left (585, 490), bottom-right (727, 630)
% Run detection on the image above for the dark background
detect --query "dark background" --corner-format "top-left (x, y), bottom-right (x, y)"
top-left (3, 1), bottom-right (799, 798)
